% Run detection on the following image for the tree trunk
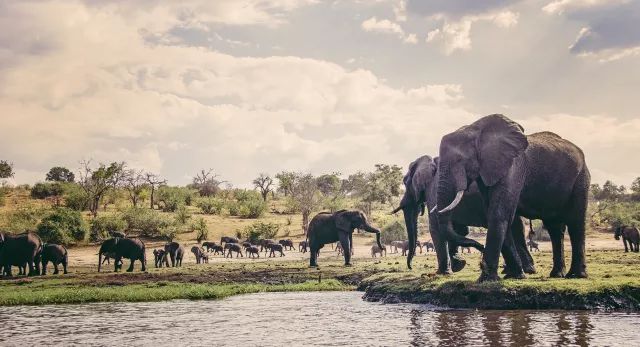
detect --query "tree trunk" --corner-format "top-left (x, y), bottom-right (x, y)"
top-left (302, 211), bottom-right (310, 235)
top-left (150, 187), bottom-right (155, 210)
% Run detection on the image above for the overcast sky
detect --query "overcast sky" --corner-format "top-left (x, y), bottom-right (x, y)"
top-left (1, 0), bottom-right (639, 187)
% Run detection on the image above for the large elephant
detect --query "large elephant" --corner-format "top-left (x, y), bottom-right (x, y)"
top-left (164, 242), bottom-right (184, 267)
top-left (0, 232), bottom-right (43, 276)
top-left (393, 155), bottom-right (535, 275)
top-left (98, 237), bottom-right (146, 272)
top-left (307, 210), bottom-right (383, 267)
top-left (614, 226), bottom-right (640, 252)
top-left (435, 114), bottom-right (589, 281)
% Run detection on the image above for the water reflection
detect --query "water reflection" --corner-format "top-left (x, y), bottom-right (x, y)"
top-left (0, 292), bottom-right (637, 346)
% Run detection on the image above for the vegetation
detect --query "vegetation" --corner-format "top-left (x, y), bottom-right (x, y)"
top-left (90, 214), bottom-right (127, 242)
top-left (380, 220), bottom-right (407, 245)
top-left (240, 221), bottom-right (280, 243)
top-left (45, 166), bottom-right (75, 183)
top-left (121, 207), bottom-right (173, 238)
top-left (0, 160), bottom-right (14, 180)
top-left (36, 207), bottom-right (88, 245)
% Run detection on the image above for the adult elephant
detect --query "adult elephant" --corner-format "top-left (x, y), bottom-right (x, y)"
top-left (307, 210), bottom-right (383, 267)
top-left (164, 242), bottom-right (184, 267)
top-left (98, 237), bottom-right (146, 272)
top-left (614, 226), bottom-right (640, 252)
top-left (41, 243), bottom-right (68, 275)
top-left (435, 114), bottom-right (589, 281)
top-left (393, 155), bottom-right (535, 275)
top-left (0, 232), bottom-right (43, 276)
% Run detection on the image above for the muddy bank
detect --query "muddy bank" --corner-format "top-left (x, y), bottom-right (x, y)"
top-left (359, 279), bottom-right (640, 310)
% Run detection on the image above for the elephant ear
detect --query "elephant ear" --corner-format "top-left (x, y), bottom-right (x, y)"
top-left (335, 211), bottom-right (352, 232)
top-left (475, 114), bottom-right (528, 186)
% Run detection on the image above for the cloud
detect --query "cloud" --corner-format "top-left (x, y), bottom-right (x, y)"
top-left (361, 17), bottom-right (418, 44)
top-left (544, 0), bottom-right (640, 61)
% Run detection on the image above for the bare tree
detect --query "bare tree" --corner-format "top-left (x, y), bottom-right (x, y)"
top-left (144, 172), bottom-right (166, 210)
top-left (123, 169), bottom-right (147, 208)
top-left (191, 169), bottom-right (226, 197)
top-left (252, 173), bottom-right (274, 202)
top-left (78, 160), bottom-right (127, 217)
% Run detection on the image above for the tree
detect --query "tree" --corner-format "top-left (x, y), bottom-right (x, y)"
top-left (275, 171), bottom-right (296, 197)
top-left (632, 177), bottom-right (640, 195)
top-left (288, 173), bottom-right (323, 234)
top-left (316, 172), bottom-right (342, 196)
top-left (190, 169), bottom-right (225, 197)
top-left (144, 172), bottom-right (166, 209)
top-left (347, 164), bottom-right (403, 216)
top-left (591, 181), bottom-right (625, 201)
top-left (123, 169), bottom-right (147, 208)
top-left (78, 160), bottom-right (127, 217)
top-left (0, 160), bottom-right (14, 179)
top-left (45, 166), bottom-right (75, 182)
top-left (252, 173), bottom-right (274, 202)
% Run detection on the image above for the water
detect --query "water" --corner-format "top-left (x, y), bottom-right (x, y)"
top-left (0, 291), bottom-right (638, 346)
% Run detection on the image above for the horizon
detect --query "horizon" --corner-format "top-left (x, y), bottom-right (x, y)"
top-left (1, 0), bottom-right (638, 187)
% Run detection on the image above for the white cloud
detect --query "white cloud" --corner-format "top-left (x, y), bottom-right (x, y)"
top-left (361, 16), bottom-right (418, 44)
top-left (543, 0), bottom-right (628, 14)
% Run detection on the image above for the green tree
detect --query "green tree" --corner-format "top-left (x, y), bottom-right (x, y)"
top-left (37, 208), bottom-right (88, 245)
top-left (347, 164), bottom-right (403, 216)
top-left (0, 160), bottom-right (13, 179)
top-left (275, 171), bottom-right (296, 197)
top-left (252, 173), bottom-right (274, 202)
top-left (78, 161), bottom-right (127, 217)
top-left (46, 166), bottom-right (75, 182)
top-left (287, 173), bottom-right (323, 234)
top-left (30, 182), bottom-right (64, 206)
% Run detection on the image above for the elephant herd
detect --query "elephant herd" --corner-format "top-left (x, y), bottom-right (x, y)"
top-left (0, 232), bottom-right (68, 276)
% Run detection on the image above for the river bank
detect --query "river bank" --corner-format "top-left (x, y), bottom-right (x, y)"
top-left (0, 250), bottom-right (638, 309)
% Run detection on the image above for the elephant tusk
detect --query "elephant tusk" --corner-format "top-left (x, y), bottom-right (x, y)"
top-left (438, 190), bottom-right (464, 214)
top-left (429, 205), bottom-right (438, 214)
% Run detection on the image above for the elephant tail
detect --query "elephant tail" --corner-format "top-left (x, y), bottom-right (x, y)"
top-left (63, 246), bottom-right (69, 267)
top-left (98, 251), bottom-right (102, 272)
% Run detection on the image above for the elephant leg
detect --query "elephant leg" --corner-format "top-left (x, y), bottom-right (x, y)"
top-left (42, 260), bottom-right (48, 275)
top-left (501, 228), bottom-right (525, 279)
top-left (565, 222), bottom-right (587, 278)
top-left (546, 222), bottom-right (566, 278)
top-left (338, 233), bottom-right (352, 266)
top-left (127, 259), bottom-right (135, 272)
top-left (53, 263), bottom-right (59, 275)
top-left (511, 218), bottom-right (536, 274)
top-left (140, 257), bottom-right (146, 272)
top-left (450, 224), bottom-right (469, 273)
top-left (63, 260), bottom-right (68, 274)
top-left (624, 239), bottom-right (629, 252)
top-left (27, 260), bottom-right (35, 277)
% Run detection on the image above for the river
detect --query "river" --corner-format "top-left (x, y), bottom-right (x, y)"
top-left (0, 291), bottom-right (637, 346)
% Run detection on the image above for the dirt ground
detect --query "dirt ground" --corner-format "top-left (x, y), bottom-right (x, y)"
top-left (69, 231), bottom-right (624, 271)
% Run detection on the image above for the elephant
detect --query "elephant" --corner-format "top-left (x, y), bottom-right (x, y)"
top-left (422, 241), bottom-right (434, 252)
top-left (98, 237), bottom-right (146, 272)
top-left (224, 243), bottom-right (243, 258)
top-left (527, 240), bottom-right (540, 252)
top-left (392, 154), bottom-right (535, 276)
top-left (267, 243), bottom-right (285, 257)
top-left (278, 239), bottom-right (295, 251)
top-left (371, 244), bottom-right (386, 257)
top-left (246, 245), bottom-right (260, 258)
top-left (200, 252), bottom-right (209, 263)
top-left (241, 241), bottom-right (253, 250)
top-left (307, 210), bottom-right (383, 267)
top-left (390, 240), bottom-right (404, 254)
top-left (153, 249), bottom-right (170, 268)
top-left (109, 231), bottom-right (126, 238)
top-left (221, 236), bottom-right (239, 245)
top-left (298, 241), bottom-right (308, 253)
top-left (211, 245), bottom-right (225, 255)
top-left (164, 242), bottom-right (184, 267)
top-left (434, 114), bottom-right (589, 281)
top-left (614, 226), bottom-right (640, 252)
top-left (258, 239), bottom-right (276, 252)
top-left (0, 232), bottom-right (43, 277)
top-left (202, 241), bottom-right (219, 253)
top-left (191, 246), bottom-right (206, 264)
top-left (41, 243), bottom-right (68, 275)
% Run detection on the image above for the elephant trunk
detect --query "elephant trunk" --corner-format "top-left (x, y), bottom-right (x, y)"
top-left (402, 204), bottom-right (419, 270)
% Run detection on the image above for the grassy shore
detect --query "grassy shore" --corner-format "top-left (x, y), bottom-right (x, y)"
top-left (0, 250), bottom-right (639, 309)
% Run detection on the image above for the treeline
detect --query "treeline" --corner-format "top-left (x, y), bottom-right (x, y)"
top-left (590, 178), bottom-right (640, 229)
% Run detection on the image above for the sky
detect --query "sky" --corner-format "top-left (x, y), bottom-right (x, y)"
top-left (1, 0), bottom-right (639, 187)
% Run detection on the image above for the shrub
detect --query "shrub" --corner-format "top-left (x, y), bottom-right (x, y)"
top-left (239, 221), bottom-right (279, 243)
top-left (2, 205), bottom-right (50, 232)
top-left (192, 217), bottom-right (209, 243)
top-left (175, 204), bottom-right (191, 225)
top-left (159, 223), bottom-right (179, 242)
top-left (63, 183), bottom-right (89, 211)
top-left (238, 199), bottom-right (266, 219)
top-left (90, 214), bottom-right (127, 242)
top-left (196, 197), bottom-right (225, 215)
top-left (380, 220), bottom-right (407, 245)
top-left (157, 186), bottom-right (197, 212)
top-left (36, 208), bottom-right (88, 245)
top-left (227, 201), bottom-right (240, 216)
top-left (30, 182), bottom-right (64, 200)
top-left (121, 207), bottom-right (172, 237)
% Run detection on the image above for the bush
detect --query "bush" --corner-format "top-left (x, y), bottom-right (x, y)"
top-left (237, 199), bottom-right (266, 219)
top-left (157, 187), bottom-right (197, 212)
top-left (196, 197), bottom-right (225, 215)
top-left (240, 221), bottom-right (279, 243)
top-left (63, 183), bottom-right (89, 211)
top-left (90, 214), bottom-right (127, 242)
top-left (2, 205), bottom-right (50, 232)
top-left (30, 182), bottom-right (64, 200)
top-left (174, 204), bottom-right (191, 225)
top-left (380, 221), bottom-right (407, 245)
top-left (159, 223), bottom-right (179, 242)
top-left (121, 207), bottom-right (172, 237)
top-left (36, 208), bottom-right (88, 245)
top-left (192, 217), bottom-right (209, 243)
top-left (227, 201), bottom-right (240, 216)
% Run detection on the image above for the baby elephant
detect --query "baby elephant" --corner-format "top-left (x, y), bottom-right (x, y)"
top-left (422, 241), bottom-right (434, 252)
top-left (278, 239), bottom-right (295, 251)
top-left (200, 252), bottom-right (209, 264)
top-left (371, 244), bottom-right (386, 258)
top-left (267, 243), bottom-right (285, 257)
top-left (615, 226), bottom-right (640, 252)
top-left (298, 241), bottom-right (308, 253)
top-left (41, 243), bottom-right (68, 275)
top-left (527, 240), bottom-right (540, 252)
top-left (153, 249), bottom-right (170, 268)
top-left (225, 243), bottom-right (244, 258)
top-left (191, 246), bottom-right (206, 264)
top-left (246, 245), bottom-right (260, 258)
top-left (211, 244), bottom-right (225, 255)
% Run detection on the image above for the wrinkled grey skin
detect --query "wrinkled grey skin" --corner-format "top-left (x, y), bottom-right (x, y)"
top-left (298, 241), bottom-right (308, 253)
top-left (153, 249), bottom-right (169, 268)
top-left (246, 245), bottom-right (260, 258)
top-left (0, 232), bottom-right (43, 277)
top-left (191, 246), bottom-right (205, 264)
top-left (267, 243), bottom-right (285, 257)
top-left (164, 242), bottom-right (184, 267)
top-left (307, 210), bottom-right (383, 267)
top-left (394, 155), bottom-right (535, 275)
top-left (98, 238), bottom-right (146, 272)
top-left (41, 243), bottom-right (68, 275)
top-left (220, 236), bottom-right (239, 245)
top-left (615, 226), bottom-right (640, 252)
top-left (436, 114), bottom-right (589, 281)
